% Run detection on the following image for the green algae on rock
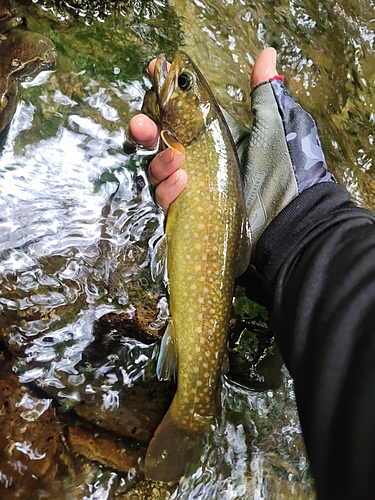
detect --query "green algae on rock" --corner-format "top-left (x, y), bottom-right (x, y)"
top-left (0, 29), bottom-right (56, 133)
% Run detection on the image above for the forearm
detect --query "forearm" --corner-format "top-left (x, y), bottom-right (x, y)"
top-left (255, 182), bottom-right (375, 499)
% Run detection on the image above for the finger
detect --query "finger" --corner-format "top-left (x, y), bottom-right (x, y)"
top-left (147, 58), bottom-right (171, 79)
top-left (155, 168), bottom-right (188, 212)
top-left (148, 147), bottom-right (186, 186)
top-left (250, 47), bottom-right (278, 90)
top-left (129, 114), bottom-right (159, 150)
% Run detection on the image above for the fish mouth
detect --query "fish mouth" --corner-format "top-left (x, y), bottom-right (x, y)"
top-left (153, 52), bottom-right (181, 145)
top-left (154, 52), bottom-right (179, 111)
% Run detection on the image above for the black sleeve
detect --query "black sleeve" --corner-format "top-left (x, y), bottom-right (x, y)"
top-left (254, 182), bottom-right (375, 500)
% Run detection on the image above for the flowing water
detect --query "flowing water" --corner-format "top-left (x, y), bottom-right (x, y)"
top-left (1, 0), bottom-right (375, 498)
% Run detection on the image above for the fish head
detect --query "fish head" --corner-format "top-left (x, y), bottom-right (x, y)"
top-left (153, 51), bottom-right (214, 146)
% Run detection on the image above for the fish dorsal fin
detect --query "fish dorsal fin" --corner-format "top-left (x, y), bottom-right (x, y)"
top-left (150, 234), bottom-right (169, 283)
top-left (156, 321), bottom-right (177, 381)
top-left (235, 215), bottom-right (252, 277)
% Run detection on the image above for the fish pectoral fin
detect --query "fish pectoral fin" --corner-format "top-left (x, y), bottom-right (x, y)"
top-left (144, 407), bottom-right (204, 482)
top-left (161, 129), bottom-right (185, 154)
top-left (235, 215), bottom-right (252, 277)
top-left (151, 234), bottom-right (169, 283)
top-left (157, 321), bottom-right (177, 381)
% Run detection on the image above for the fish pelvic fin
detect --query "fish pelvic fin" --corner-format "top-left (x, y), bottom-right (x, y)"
top-left (144, 408), bottom-right (204, 483)
top-left (156, 320), bottom-right (177, 381)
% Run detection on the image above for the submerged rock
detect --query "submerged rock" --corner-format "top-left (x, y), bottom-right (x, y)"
top-left (17, 0), bottom-right (158, 19)
top-left (0, 361), bottom-right (63, 499)
top-left (118, 480), bottom-right (174, 499)
top-left (0, 6), bottom-right (23, 36)
top-left (67, 425), bottom-right (145, 472)
top-left (0, 28), bottom-right (56, 133)
top-left (72, 378), bottom-right (176, 443)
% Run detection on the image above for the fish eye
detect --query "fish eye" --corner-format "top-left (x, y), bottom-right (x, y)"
top-left (178, 71), bottom-right (195, 91)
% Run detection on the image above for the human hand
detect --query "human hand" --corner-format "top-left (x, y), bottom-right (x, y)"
top-left (130, 47), bottom-right (335, 255)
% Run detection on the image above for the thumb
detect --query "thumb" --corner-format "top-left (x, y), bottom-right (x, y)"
top-left (250, 48), bottom-right (278, 90)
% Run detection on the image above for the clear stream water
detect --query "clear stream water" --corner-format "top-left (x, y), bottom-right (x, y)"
top-left (1, 0), bottom-right (375, 498)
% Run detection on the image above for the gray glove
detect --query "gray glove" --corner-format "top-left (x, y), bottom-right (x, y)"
top-left (225, 76), bottom-right (335, 257)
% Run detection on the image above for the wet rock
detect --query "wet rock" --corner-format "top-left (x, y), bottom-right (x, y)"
top-left (118, 480), bottom-right (174, 500)
top-left (69, 303), bottom-right (175, 442)
top-left (67, 425), bottom-right (145, 472)
top-left (0, 28), bottom-right (56, 133)
top-left (0, 359), bottom-right (134, 498)
top-left (228, 287), bottom-right (283, 391)
top-left (228, 325), bottom-right (284, 391)
top-left (73, 378), bottom-right (175, 443)
top-left (0, 362), bottom-right (62, 499)
top-left (16, 0), bottom-right (158, 20)
top-left (0, 6), bottom-right (23, 36)
top-left (90, 289), bottom-right (165, 361)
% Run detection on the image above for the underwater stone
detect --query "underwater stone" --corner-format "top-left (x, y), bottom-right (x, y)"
top-left (0, 362), bottom-right (62, 499)
top-left (0, 28), bottom-right (56, 133)
top-left (67, 426), bottom-right (145, 472)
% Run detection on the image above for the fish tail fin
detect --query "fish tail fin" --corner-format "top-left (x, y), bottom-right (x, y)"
top-left (144, 408), bottom-right (204, 482)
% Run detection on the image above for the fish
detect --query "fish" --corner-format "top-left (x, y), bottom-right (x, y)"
top-left (142, 50), bottom-right (251, 482)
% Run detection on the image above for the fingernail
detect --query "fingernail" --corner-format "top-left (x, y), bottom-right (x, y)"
top-left (159, 149), bottom-right (174, 165)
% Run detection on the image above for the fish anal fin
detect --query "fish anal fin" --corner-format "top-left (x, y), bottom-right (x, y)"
top-left (156, 321), bottom-right (177, 381)
top-left (144, 408), bottom-right (203, 483)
